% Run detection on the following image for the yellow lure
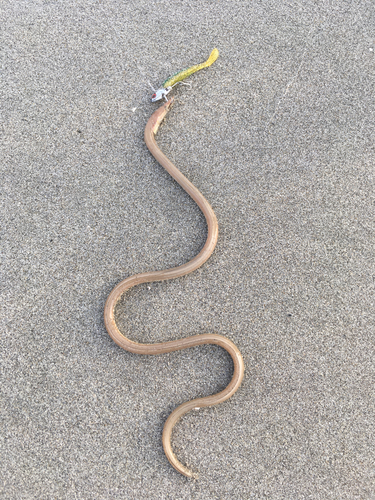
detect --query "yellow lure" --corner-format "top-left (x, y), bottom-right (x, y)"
top-left (163, 48), bottom-right (219, 88)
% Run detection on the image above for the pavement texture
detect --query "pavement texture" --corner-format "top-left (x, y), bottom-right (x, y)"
top-left (1, 1), bottom-right (374, 499)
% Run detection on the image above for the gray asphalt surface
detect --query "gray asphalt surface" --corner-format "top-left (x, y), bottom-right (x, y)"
top-left (1, 1), bottom-right (374, 499)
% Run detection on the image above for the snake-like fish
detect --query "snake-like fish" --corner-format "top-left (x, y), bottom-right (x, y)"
top-left (104, 59), bottom-right (244, 478)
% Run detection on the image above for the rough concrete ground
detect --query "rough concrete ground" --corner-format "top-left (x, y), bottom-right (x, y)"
top-left (1, 1), bottom-right (374, 499)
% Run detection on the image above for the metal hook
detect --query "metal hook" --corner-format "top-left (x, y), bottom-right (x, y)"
top-left (171, 81), bottom-right (192, 88)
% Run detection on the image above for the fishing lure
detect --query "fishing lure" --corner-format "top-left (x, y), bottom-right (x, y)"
top-left (150, 48), bottom-right (219, 102)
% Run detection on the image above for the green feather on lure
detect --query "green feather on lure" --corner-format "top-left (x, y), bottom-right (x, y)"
top-left (150, 48), bottom-right (219, 102)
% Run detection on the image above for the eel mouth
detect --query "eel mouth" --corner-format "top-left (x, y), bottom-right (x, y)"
top-left (150, 97), bottom-right (175, 135)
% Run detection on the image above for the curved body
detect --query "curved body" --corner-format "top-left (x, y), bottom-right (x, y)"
top-left (104, 98), bottom-right (244, 477)
top-left (163, 48), bottom-right (219, 88)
